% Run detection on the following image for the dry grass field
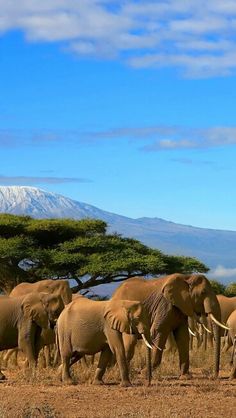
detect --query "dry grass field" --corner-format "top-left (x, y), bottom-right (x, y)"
top-left (0, 343), bottom-right (235, 418)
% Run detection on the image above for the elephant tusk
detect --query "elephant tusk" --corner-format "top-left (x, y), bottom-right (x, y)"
top-left (153, 344), bottom-right (163, 352)
top-left (209, 313), bottom-right (230, 331)
top-left (202, 324), bottom-right (212, 334)
top-left (141, 334), bottom-right (153, 350)
top-left (188, 327), bottom-right (196, 337)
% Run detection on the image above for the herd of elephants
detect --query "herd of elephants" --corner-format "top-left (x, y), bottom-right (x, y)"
top-left (0, 273), bottom-right (236, 386)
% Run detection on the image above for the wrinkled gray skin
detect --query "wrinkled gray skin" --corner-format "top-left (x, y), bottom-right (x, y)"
top-left (112, 273), bottom-right (221, 379)
top-left (56, 296), bottom-right (152, 386)
top-left (0, 292), bottom-right (64, 379)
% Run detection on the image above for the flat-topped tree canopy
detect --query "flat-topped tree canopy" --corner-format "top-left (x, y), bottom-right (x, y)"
top-left (0, 214), bottom-right (209, 294)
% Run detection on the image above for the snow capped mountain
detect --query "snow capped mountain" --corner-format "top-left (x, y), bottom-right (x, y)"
top-left (1, 185), bottom-right (236, 283)
top-left (0, 186), bottom-right (126, 222)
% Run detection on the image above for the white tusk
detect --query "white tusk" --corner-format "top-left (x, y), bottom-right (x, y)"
top-left (141, 334), bottom-right (153, 350)
top-left (188, 327), bottom-right (196, 337)
top-left (202, 324), bottom-right (212, 334)
top-left (154, 344), bottom-right (163, 352)
top-left (209, 313), bottom-right (230, 331)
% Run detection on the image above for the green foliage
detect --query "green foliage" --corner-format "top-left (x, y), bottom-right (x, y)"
top-left (26, 218), bottom-right (106, 247)
top-left (0, 213), bottom-right (209, 293)
top-left (163, 255), bottom-right (209, 274)
top-left (0, 214), bottom-right (31, 237)
top-left (209, 279), bottom-right (226, 295)
top-left (225, 282), bottom-right (236, 297)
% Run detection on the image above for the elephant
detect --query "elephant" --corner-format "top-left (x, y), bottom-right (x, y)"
top-left (217, 295), bottom-right (236, 330)
top-left (56, 296), bottom-right (153, 387)
top-left (202, 295), bottom-right (236, 350)
top-left (0, 292), bottom-right (64, 379)
top-left (10, 279), bottom-right (72, 305)
top-left (7, 279), bottom-right (72, 367)
top-left (225, 309), bottom-right (236, 379)
top-left (112, 273), bottom-right (228, 381)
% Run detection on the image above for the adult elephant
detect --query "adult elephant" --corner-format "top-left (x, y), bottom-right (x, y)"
top-left (0, 292), bottom-right (64, 379)
top-left (7, 279), bottom-right (72, 367)
top-left (225, 309), bottom-right (236, 379)
top-left (56, 296), bottom-right (153, 386)
top-left (112, 273), bottom-right (228, 380)
top-left (10, 279), bottom-right (72, 305)
top-left (217, 295), bottom-right (236, 327)
top-left (204, 295), bottom-right (236, 350)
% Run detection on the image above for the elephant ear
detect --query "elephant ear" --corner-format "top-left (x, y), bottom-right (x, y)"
top-left (162, 274), bottom-right (194, 317)
top-left (39, 292), bottom-right (64, 321)
top-left (21, 293), bottom-right (50, 329)
top-left (104, 300), bottom-right (141, 334)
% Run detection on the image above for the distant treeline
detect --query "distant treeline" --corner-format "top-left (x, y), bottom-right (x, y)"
top-left (209, 280), bottom-right (236, 296)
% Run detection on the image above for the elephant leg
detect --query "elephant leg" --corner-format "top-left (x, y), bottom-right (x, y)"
top-left (93, 345), bottom-right (113, 385)
top-left (203, 329), bottom-right (208, 350)
top-left (106, 331), bottom-right (131, 387)
top-left (152, 333), bottom-right (168, 369)
top-left (59, 350), bottom-right (82, 384)
top-left (19, 337), bottom-right (37, 372)
top-left (123, 334), bottom-right (137, 363)
top-left (173, 323), bottom-right (191, 378)
top-left (70, 352), bottom-right (83, 367)
top-left (61, 353), bottom-right (73, 384)
top-left (230, 337), bottom-right (236, 379)
top-left (18, 322), bottom-right (39, 375)
top-left (189, 333), bottom-right (193, 351)
top-left (53, 346), bottom-right (60, 367)
top-left (152, 347), bottom-right (163, 369)
top-left (43, 346), bottom-right (51, 368)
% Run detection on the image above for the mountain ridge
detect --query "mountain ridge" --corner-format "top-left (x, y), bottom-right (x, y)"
top-left (0, 185), bottom-right (236, 283)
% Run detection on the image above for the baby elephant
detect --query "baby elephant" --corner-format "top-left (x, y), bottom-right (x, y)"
top-left (56, 297), bottom-right (152, 386)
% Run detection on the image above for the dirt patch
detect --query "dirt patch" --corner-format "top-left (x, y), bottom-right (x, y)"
top-left (0, 348), bottom-right (235, 417)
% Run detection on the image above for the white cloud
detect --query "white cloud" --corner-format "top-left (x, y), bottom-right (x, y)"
top-left (2, 125), bottom-right (236, 151)
top-left (0, 175), bottom-right (92, 184)
top-left (209, 265), bottom-right (236, 279)
top-left (1, 1), bottom-right (236, 77)
top-left (85, 125), bottom-right (236, 151)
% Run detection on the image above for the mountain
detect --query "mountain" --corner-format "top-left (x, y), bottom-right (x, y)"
top-left (0, 186), bottom-right (236, 284)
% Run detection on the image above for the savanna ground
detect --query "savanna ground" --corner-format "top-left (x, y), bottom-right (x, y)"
top-left (0, 343), bottom-right (235, 418)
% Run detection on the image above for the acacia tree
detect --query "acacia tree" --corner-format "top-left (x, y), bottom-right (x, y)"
top-left (0, 214), bottom-right (209, 294)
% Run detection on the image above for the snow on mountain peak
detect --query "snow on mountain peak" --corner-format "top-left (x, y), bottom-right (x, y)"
top-left (0, 185), bottom-right (118, 221)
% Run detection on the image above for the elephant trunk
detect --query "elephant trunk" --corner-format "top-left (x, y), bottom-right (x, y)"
top-left (136, 323), bottom-right (153, 349)
top-left (203, 296), bottom-right (221, 377)
top-left (203, 296), bottom-right (221, 318)
top-left (145, 347), bottom-right (152, 386)
top-left (212, 322), bottom-right (220, 377)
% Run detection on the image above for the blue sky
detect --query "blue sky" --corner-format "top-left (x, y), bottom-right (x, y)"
top-left (1, 1), bottom-right (236, 232)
